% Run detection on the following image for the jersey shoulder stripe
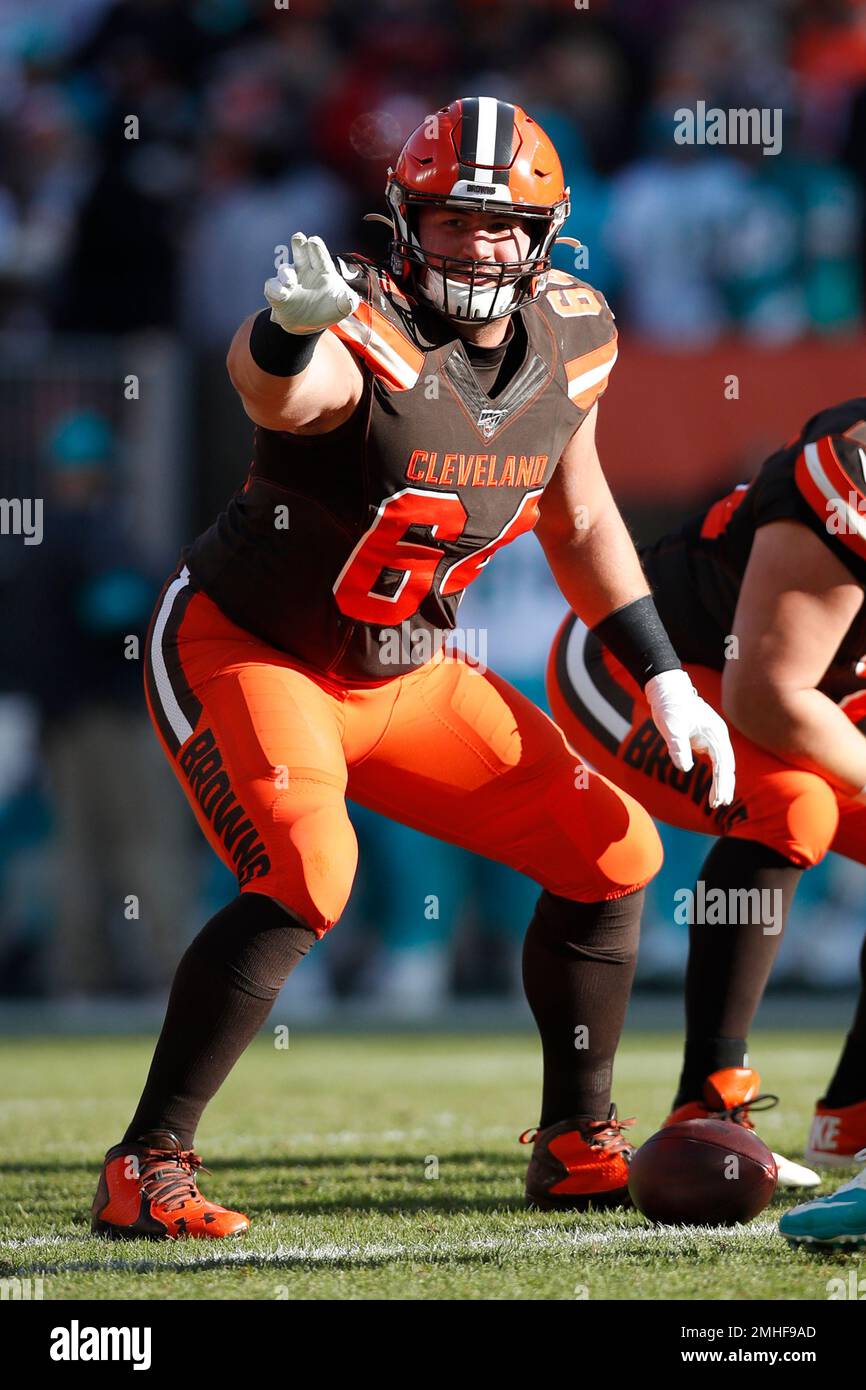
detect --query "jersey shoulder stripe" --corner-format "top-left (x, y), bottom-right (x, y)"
top-left (563, 338), bottom-right (619, 410)
top-left (329, 255), bottom-right (425, 391)
top-left (794, 433), bottom-right (866, 564)
top-left (331, 301), bottom-right (425, 390)
top-left (535, 268), bottom-right (618, 413)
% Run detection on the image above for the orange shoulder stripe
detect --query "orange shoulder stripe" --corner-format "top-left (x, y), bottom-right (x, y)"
top-left (564, 336), bottom-right (618, 411)
top-left (330, 302), bottom-right (424, 391)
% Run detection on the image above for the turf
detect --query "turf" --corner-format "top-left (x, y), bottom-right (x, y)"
top-left (0, 1030), bottom-right (862, 1300)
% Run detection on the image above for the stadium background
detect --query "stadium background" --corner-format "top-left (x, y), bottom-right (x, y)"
top-left (0, 0), bottom-right (865, 1019)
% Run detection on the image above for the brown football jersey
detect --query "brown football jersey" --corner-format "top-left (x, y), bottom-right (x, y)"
top-left (641, 399), bottom-right (866, 706)
top-left (183, 256), bottom-right (618, 682)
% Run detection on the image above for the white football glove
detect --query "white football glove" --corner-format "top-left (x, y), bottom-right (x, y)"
top-left (645, 668), bottom-right (736, 809)
top-left (264, 232), bottom-right (361, 336)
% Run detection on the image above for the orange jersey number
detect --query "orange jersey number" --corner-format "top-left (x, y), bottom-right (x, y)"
top-left (334, 488), bottom-right (542, 623)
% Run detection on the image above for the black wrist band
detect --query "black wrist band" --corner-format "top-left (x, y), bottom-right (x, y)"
top-left (591, 594), bottom-right (681, 688)
top-left (248, 310), bottom-right (323, 377)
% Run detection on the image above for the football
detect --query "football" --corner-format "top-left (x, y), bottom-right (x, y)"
top-left (628, 1119), bottom-right (778, 1225)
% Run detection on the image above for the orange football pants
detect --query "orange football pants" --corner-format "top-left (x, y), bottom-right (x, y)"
top-left (143, 570), bottom-right (663, 936)
top-left (547, 613), bottom-right (866, 870)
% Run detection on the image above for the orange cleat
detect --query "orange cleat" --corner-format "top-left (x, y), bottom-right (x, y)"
top-left (91, 1129), bottom-right (250, 1240)
top-left (805, 1098), bottom-right (866, 1168)
top-left (664, 1067), bottom-right (762, 1129)
top-left (664, 1068), bottom-right (821, 1190)
top-left (521, 1104), bottom-right (635, 1211)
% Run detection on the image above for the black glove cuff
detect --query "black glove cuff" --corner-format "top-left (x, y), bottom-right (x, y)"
top-left (591, 595), bottom-right (681, 689)
top-left (248, 310), bottom-right (323, 377)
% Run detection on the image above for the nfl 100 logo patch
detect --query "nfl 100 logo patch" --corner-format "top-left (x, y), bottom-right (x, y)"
top-left (477, 408), bottom-right (506, 440)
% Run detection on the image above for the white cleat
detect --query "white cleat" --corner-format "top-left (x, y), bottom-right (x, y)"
top-left (772, 1151), bottom-right (822, 1189)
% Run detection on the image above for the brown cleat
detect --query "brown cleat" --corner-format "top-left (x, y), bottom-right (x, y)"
top-left (91, 1128), bottom-right (250, 1240)
top-left (521, 1104), bottom-right (636, 1211)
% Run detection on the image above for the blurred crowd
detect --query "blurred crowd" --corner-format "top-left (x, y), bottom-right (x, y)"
top-left (1, 0), bottom-right (865, 343)
top-left (1, 0), bottom-right (865, 1006)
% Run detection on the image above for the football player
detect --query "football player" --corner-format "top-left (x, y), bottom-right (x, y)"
top-left (91, 98), bottom-right (734, 1238)
top-left (548, 400), bottom-right (866, 1234)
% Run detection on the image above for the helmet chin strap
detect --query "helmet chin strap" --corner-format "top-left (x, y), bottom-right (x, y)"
top-left (417, 266), bottom-right (517, 321)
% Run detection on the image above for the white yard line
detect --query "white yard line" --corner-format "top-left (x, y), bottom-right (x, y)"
top-left (0, 1221), bottom-right (779, 1268)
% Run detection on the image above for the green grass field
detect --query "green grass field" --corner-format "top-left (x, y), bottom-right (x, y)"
top-left (0, 1030), bottom-right (862, 1301)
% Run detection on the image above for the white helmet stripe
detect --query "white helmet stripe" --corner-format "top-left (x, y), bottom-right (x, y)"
top-left (474, 96), bottom-right (499, 180)
top-left (456, 96), bottom-right (513, 186)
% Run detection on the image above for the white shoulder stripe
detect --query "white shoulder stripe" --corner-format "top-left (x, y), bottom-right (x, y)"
top-left (566, 350), bottom-right (619, 400)
top-left (336, 316), bottom-right (420, 389)
top-left (803, 440), bottom-right (866, 542)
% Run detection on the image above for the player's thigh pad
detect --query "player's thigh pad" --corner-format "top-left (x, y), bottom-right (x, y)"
top-left (547, 611), bottom-right (840, 867)
top-left (145, 577), bottom-right (358, 934)
top-left (346, 648), bottom-right (662, 901)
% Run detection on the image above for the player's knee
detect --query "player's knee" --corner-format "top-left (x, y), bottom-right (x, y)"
top-left (262, 800), bottom-right (359, 936)
top-left (755, 770), bottom-right (839, 868)
top-left (542, 768), bottom-right (663, 899)
top-left (586, 793), bottom-right (664, 898)
top-left (621, 801), bottom-right (665, 889)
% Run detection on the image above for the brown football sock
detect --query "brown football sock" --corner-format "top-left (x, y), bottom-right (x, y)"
top-left (522, 887), bottom-right (643, 1127)
top-left (674, 838), bottom-right (802, 1106)
top-left (124, 893), bottom-right (315, 1147)
top-left (822, 930), bottom-right (866, 1107)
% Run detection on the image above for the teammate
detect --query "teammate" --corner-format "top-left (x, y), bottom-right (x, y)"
top-left (91, 98), bottom-right (734, 1238)
top-left (548, 399), bottom-right (866, 1241)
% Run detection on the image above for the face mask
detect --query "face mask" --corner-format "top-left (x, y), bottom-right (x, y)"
top-left (417, 264), bottom-right (518, 320)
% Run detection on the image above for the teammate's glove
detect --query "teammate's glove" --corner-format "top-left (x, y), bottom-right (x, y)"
top-left (264, 232), bottom-right (361, 336)
top-left (645, 668), bottom-right (736, 809)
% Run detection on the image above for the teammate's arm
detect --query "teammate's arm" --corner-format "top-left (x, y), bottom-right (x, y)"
top-left (723, 518), bottom-right (866, 797)
top-left (227, 233), bottom-right (364, 435)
